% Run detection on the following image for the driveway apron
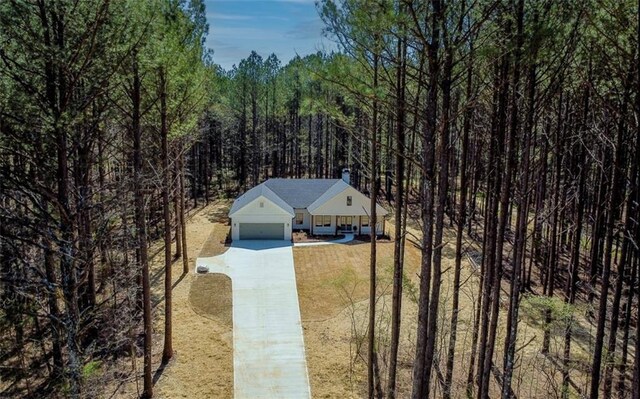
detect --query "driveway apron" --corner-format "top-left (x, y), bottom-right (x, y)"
top-left (196, 241), bottom-right (311, 399)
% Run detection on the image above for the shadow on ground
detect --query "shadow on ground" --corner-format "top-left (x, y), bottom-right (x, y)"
top-left (207, 203), bottom-right (231, 224)
top-left (230, 240), bottom-right (293, 251)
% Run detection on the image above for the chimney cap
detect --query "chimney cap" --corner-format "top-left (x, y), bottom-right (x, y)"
top-left (341, 168), bottom-right (350, 184)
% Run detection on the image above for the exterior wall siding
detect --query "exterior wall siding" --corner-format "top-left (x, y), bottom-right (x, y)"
top-left (229, 185), bottom-right (387, 240)
top-left (310, 215), bottom-right (384, 236)
top-left (311, 215), bottom-right (336, 235)
top-left (231, 195), bottom-right (293, 241)
top-left (292, 208), bottom-right (311, 231)
top-left (309, 185), bottom-right (387, 217)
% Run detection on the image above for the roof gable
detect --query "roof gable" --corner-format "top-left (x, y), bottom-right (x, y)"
top-left (229, 178), bottom-right (387, 217)
top-left (307, 182), bottom-right (388, 216)
top-left (306, 180), bottom-right (350, 212)
top-left (229, 184), bottom-right (294, 217)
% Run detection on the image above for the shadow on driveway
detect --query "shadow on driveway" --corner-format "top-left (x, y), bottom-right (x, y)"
top-left (230, 240), bottom-right (293, 251)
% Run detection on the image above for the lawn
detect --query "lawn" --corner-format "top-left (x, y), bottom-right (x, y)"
top-left (293, 219), bottom-right (597, 398)
top-left (109, 201), bottom-right (599, 399)
top-left (293, 234), bottom-right (426, 398)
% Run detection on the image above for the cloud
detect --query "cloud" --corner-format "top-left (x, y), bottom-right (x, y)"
top-left (208, 12), bottom-right (253, 21)
top-left (285, 18), bottom-right (324, 40)
top-left (211, 26), bottom-right (284, 41)
top-left (204, 0), bottom-right (329, 70)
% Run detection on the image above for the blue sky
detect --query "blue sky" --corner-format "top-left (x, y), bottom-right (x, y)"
top-left (205, 0), bottom-right (335, 71)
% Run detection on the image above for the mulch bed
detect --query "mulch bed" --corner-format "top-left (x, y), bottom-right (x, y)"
top-left (292, 231), bottom-right (346, 243)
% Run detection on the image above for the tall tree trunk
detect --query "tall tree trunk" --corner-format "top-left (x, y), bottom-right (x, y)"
top-left (160, 68), bottom-right (173, 363)
top-left (37, 0), bottom-right (65, 383)
top-left (589, 166), bottom-right (608, 287)
top-left (480, 13), bottom-right (519, 396)
top-left (133, 57), bottom-right (153, 399)
top-left (603, 191), bottom-right (633, 398)
top-left (424, 8), bottom-right (450, 395)
top-left (632, 6), bottom-right (640, 396)
top-left (444, 27), bottom-right (473, 399)
top-left (618, 249), bottom-right (636, 398)
top-left (368, 44), bottom-right (380, 399)
top-left (633, 248), bottom-right (640, 399)
top-left (412, 1), bottom-right (440, 396)
top-left (562, 80), bottom-right (589, 398)
top-left (386, 11), bottom-right (406, 397)
top-left (44, 241), bottom-right (64, 379)
top-left (477, 10), bottom-right (512, 396)
top-left (180, 144), bottom-right (189, 274)
top-left (589, 74), bottom-right (630, 399)
top-left (51, 6), bottom-right (83, 396)
top-left (502, 3), bottom-right (529, 395)
top-left (174, 150), bottom-right (183, 259)
top-left (542, 99), bottom-right (564, 354)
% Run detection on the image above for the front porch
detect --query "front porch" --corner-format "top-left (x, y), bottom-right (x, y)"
top-left (308, 214), bottom-right (385, 236)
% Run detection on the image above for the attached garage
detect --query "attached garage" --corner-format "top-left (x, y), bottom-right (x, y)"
top-left (229, 184), bottom-right (294, 241)
top-left (239, 223), bottom-right (285, 240)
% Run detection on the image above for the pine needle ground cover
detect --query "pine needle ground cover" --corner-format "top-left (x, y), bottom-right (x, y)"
top-left (110, 202), bottom-right (234, 399)
top-left (294, 221), bottom-right (598, 398)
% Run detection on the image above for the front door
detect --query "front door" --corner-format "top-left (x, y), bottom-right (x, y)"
top-left (339, 216), bottom-right (353, 231)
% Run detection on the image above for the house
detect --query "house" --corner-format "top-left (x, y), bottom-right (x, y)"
top-left (228, 169), bottom-right (388, 240)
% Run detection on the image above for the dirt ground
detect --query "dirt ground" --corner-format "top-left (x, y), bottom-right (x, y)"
top-left (107, 200), bottom-right (599, 399)
top-left (294, 235), bottom-right (423, 398)
top-left (189, 274), bottom-right (232, 328)
top-left (294, 219), bottom-right (598, 399)
top-left (109, 200), bottom-right (234, 399)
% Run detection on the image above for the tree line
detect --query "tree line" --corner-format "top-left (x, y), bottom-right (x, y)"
top-left (312, 0), bottom-right (640, 398)
top-left (0, 0), bottom-right (211, 397)
top-left (207, 0), bottom-right (640, 397)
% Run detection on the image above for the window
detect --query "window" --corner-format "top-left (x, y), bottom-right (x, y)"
top-left (361, 216), bottom-right (369, 227)
top-left (315, 215), bottom-right (331, 227)
top-left (295, 213), bottom-right (304, 225)
top-left (259, 201), bottom-right (264, 208)
top-left (347, 196), bottom-right (352, 206)
top-left (340, 216), bottom-right (352, 226)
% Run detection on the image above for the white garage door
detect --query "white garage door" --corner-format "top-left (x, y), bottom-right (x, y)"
top-left (239, 223), bottom-right (285, 240)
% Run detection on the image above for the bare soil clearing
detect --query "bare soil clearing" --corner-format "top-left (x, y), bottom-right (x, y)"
top-left (294, 236), bottom-right (423, 398)
top-left (110, 201), bottom-right (234, 399)
top-left (294, 220), bottom-right (598, 398)
top-left (108, 201), bottom-right (599, 399)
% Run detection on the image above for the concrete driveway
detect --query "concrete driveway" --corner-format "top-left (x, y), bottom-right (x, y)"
top-left (196, 241), bottom-right (311, 399)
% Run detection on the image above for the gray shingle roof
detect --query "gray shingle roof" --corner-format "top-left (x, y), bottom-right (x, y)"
top-left (229, 178), bottom-right (389, 217)
top-left (263, 178), bottom-right (341, 209)
top-left (228, 183), bottom-right (295, 216)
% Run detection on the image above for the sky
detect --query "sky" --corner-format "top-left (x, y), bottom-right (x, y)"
top-left (205, 0), bottom-right (336, 71)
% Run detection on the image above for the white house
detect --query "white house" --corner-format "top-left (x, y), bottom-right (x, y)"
top-left (228, 170), bottom-right (388, 241)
